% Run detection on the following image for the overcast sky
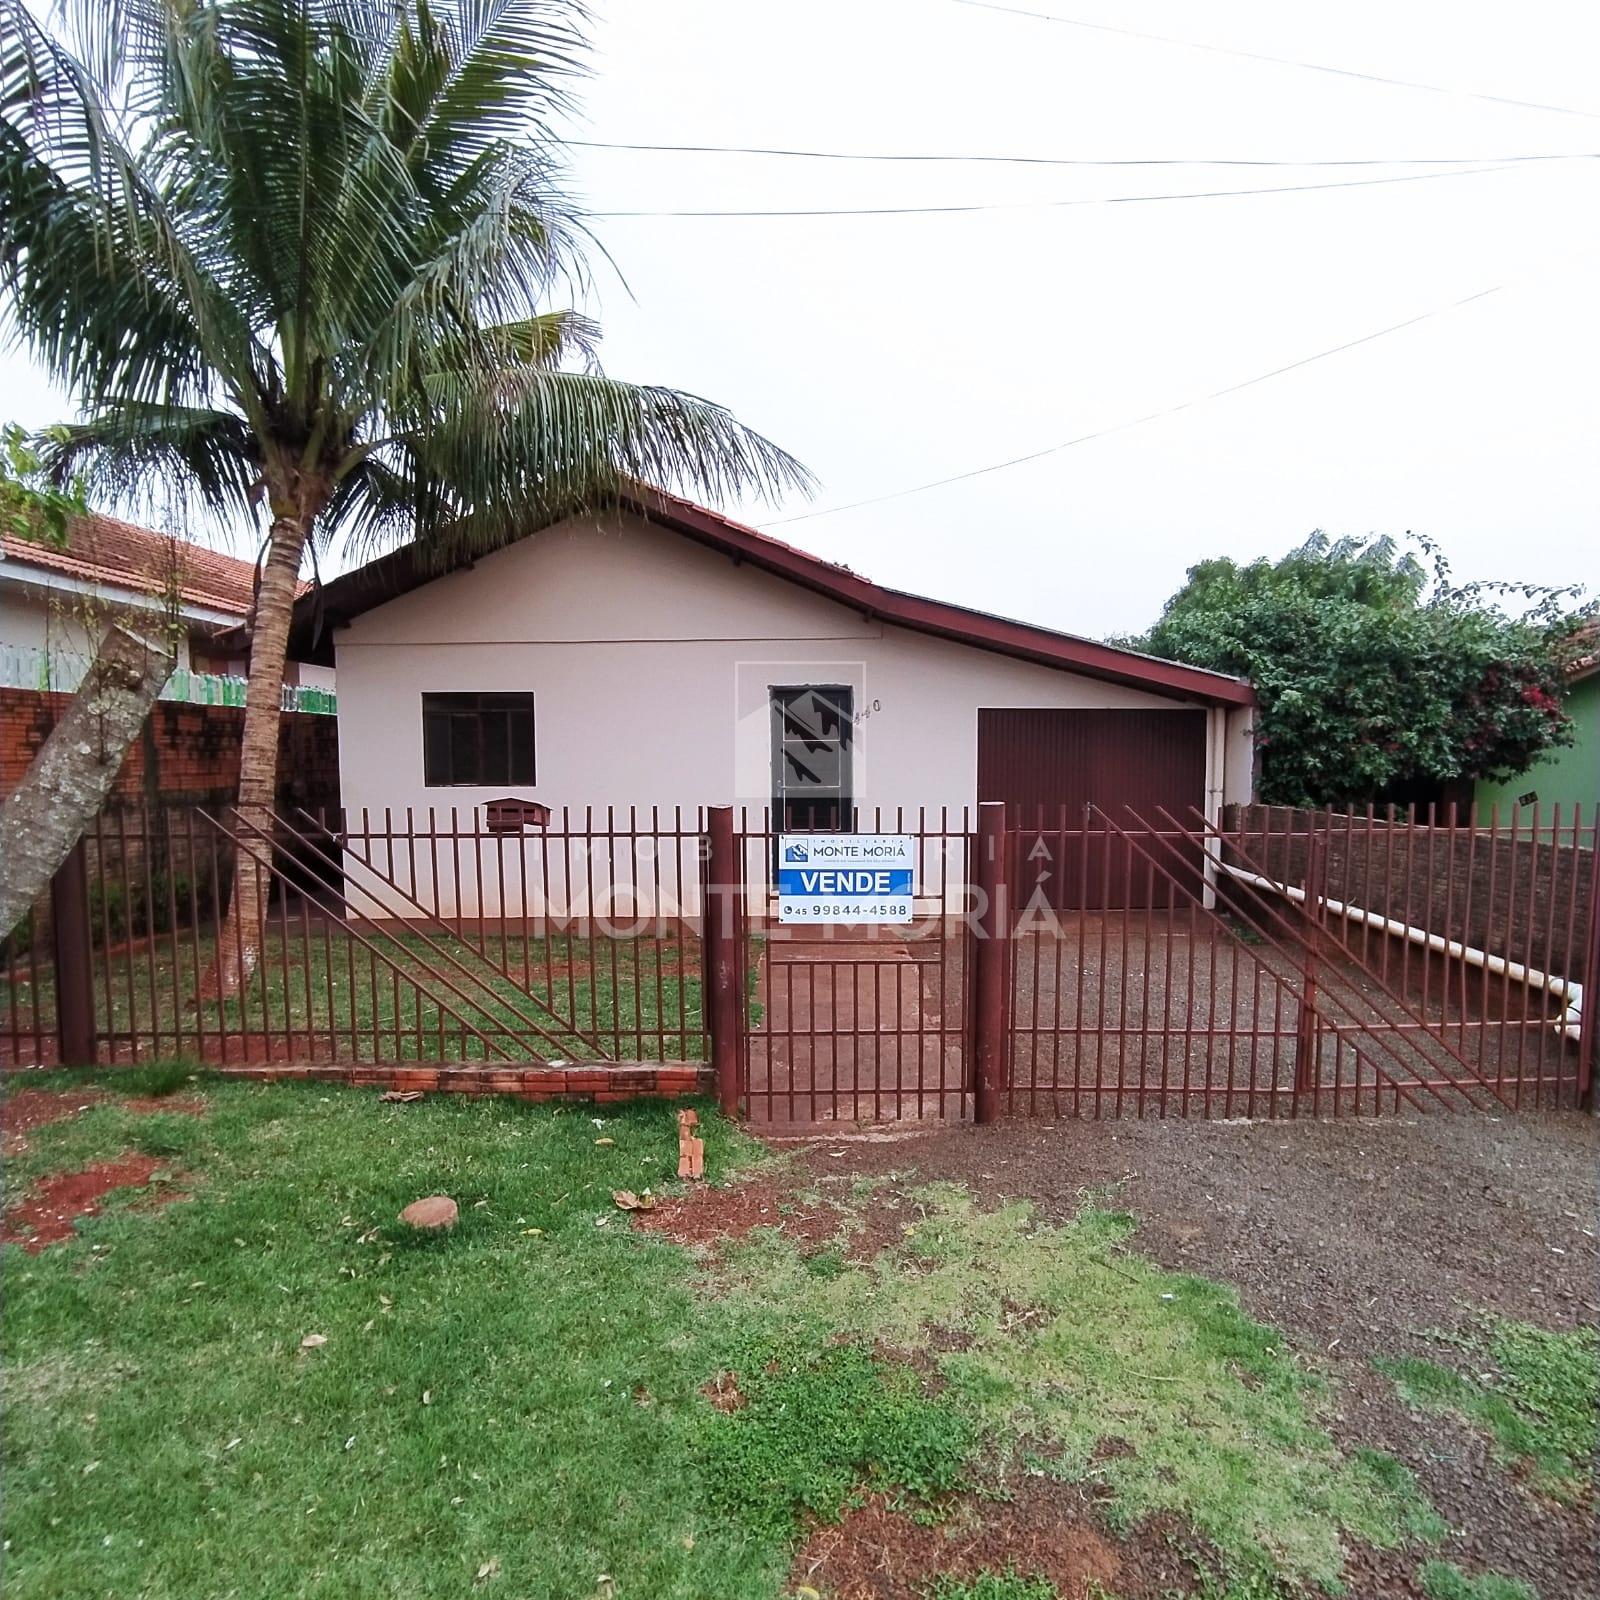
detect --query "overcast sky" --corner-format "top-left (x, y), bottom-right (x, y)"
top-left (4, 0), bottom-right (1598, 638)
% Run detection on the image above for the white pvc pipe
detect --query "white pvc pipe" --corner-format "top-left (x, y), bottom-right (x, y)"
top-left (1220, 863), bottom-right (1584, 1043)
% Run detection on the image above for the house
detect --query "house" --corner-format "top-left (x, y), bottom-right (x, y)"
top-left (0, 513), bottom-right (334, 702)
top-left (1, 513), bottom-right (339, 818)
top-left (290, 490), bottom-right (1254, 917)
top-left (1477, 626), bottom-right (1600, 823)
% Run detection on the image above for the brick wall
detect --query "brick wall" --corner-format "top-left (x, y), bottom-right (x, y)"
top-left (0, 687), bottom-right (339, 811)
top-left (2, 688), bottom-right (339, 953)
top-left (1229, 805), bottom-right (1597, 982)
top-left (222, 1062), bottom-right (712, 1102)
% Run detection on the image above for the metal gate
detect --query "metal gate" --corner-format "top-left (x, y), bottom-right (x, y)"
top-left (6, 799), bottom-right (1593, 1122)
top-left (732, 807), bottom-right (972, 1126)
top-left (996, 804), bottom-right (1594, 1118)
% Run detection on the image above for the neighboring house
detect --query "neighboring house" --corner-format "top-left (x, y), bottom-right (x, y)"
top-left (0, 513), bottom-right (334, 704)
top-left (1477, 627), bottom-right (1600, 823)
top-left (289, 490), bottom-right (1255, 914)
top-left (0, 514), bottom-right (340, 818)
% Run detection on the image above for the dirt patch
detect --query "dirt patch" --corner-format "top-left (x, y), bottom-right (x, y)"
top-left (793, 1111), bottom-right (1600, 1600)
top-left (1, 1086), bottom-right (105, 1152)
top-left (701, 1370), bottom-right (746, 1413)
top-left (634, 1173), bottom-right (844, 1254)
top-left (3, 1154), bottom-right (179, 1252)
top-left (122, 1096), bottom-right (206, 1120)
top-left (1, 1086), bottom-right (205, 1155)
top-left (789, 1479), bottom-right (1204, 1599)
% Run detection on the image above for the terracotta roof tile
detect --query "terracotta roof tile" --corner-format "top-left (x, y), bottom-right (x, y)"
top-left (0, 513), bottom-right (264, 618)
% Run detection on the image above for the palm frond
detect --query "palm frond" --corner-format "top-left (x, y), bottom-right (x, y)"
top-left (0, 0), bottom-right (262, 410)
top-left (339, 366), bottom-right (813, 560)
top-left (38, 403), bottom-right (262, 521)
top-left (4, 0), bottom-right (809, 571)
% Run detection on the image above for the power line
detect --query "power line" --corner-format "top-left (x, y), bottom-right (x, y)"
top-left (941, 0), bottom-right (1600, 122)
top-left (596, 160), bottom-right (1525, 218)
top-left (575, 139), bottom-right (1600, 171)
top-left (766, 282), bottom-right (1516, 524)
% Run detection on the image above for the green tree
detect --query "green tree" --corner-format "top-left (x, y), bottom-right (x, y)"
top-left (0, 422), bottom-right (86, 545)
top-left (0, 424), bottom-right (180, 937)
top-left (1134, 534), bottom-right (1591, 806)
top-left (0, 0), bottom-right (809, 981)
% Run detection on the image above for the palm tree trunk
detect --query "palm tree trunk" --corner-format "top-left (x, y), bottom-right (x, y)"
top-left (212, 511), bottom-right (310, 993)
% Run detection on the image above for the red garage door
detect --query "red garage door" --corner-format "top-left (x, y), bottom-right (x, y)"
top-left (977, 708), bottom-right (1208, 909)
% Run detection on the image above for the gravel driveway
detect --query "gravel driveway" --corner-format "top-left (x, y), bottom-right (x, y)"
top-left (797, 1109), bottom-right (1599, 1598)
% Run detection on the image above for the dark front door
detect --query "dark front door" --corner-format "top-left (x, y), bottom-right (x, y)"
top-left (977, 707), bottom-right (1208, 909)
top-left (771, 685), bottom-right (853, 833)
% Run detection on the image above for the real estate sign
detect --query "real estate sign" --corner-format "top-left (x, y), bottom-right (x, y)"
top-left (776, 834), bottom-right (916, 924)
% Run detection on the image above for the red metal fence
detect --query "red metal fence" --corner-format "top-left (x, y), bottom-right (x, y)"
top-left (998, 803), bottom-right (1596, 1117)
top-left (4, 800), bottom-right (1596, 1124)
top-left (734, 806), bottom-right (972, 1125)
top-left (3, 804), bottom-right (712, 1070)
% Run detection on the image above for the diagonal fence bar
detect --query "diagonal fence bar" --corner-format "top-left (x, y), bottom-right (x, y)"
top-left (1082, 806), bottom-right (1448, 1115)
top-left (1169, 806), bottom-right (1521, 1111)
top-left (201, 809), bottom-right (530, 1064)
top-left (271, 805), bottom-right (610, 1058)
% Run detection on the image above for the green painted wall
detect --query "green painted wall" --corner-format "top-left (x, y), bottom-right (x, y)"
top-left (1477, 672), bottom-right (1600, 821)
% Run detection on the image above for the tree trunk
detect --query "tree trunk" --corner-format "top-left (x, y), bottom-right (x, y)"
top-left (211, 511), bottom-right (311, 992)
top-left (0, 625), bottom-right (175, 938)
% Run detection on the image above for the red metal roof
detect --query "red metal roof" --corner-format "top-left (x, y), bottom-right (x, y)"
top-left (0, 513), bottom-right (265, 618)
top-left (290, 489), bottom-right (1255, 707)
top-left (634, 489), bottom-right (1254, 706)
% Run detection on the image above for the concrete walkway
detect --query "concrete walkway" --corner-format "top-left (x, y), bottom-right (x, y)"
top-left (744, 932), bottom-right (968, 1127)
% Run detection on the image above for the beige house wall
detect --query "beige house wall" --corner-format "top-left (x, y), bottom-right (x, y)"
top-left (333, 512), bottom-right (1251, 917)
top-left (0, 584), bottom-right (196, 673)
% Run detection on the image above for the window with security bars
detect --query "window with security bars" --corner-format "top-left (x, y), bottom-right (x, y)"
top-left (770, 685), bottom-right (853, 832)
top-left (421, 692), bottom-right (536, 786)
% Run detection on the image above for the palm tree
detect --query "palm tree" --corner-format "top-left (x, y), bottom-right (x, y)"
top-left (0, 0), bottom-right (810, 983)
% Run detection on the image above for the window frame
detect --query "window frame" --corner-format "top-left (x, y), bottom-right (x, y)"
top-left (420, 691), bottom-right (537, 788)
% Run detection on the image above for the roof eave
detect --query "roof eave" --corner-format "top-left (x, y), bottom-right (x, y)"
top-left (292, 490), bottom-right (1255, 708)
top-left (624, 490), bottom-right (1255, 707)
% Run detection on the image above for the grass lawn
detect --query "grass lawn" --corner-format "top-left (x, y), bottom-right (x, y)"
top-left (4, 928), bottom-right (710, 1062)
top-left (4, 1069), bottom-right (1583, 1599)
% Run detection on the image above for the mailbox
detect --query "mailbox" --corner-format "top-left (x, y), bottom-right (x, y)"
top-left (483, 797), bottom-right (549, 833)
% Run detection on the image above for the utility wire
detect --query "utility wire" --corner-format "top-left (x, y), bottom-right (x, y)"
top-left (597, 160), bottom-right (1526, 218)
top-left (575, 139), bottom-right (1600, 171)
top-left (767, 282), bottom-right (1515, 524)
top-left (941, 0), bottom-right (1600, 122)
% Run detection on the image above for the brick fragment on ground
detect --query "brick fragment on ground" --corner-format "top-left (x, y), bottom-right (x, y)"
top-left (398, 1195), bottom-right (458, 1230)
top-left (676, 1108), bottom-right (704, 1179)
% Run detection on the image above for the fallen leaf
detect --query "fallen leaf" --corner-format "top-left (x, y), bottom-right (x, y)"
top-left (475, 1558), bottom-right (500, 1583)
top-left (421, 1390), bottom-right (432, 1406)
top-left (594, 1137), bottom-right (615, 1147)
top-left (611, 1189), bottom-right (657, 1212)
top-left (379, 1090), bottom-right (424, 1103)
top-left (300, 1333), bottom-right (328, 1350)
